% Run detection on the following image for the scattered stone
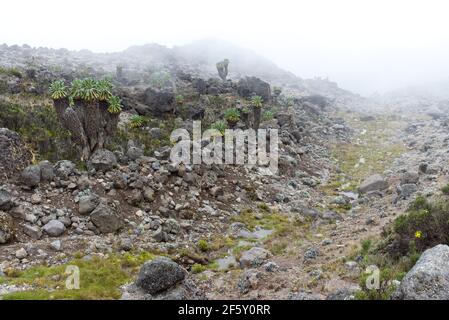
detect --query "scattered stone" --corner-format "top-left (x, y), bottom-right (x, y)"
top-left (21, 165), bottom-right (41, 188)
top-left (15, 248), bottom-right (28, 259)
top-left (88, 149), bottom-right (117, 172)
top-left (90, 199), bottom-right (123, 233)
top-left (239, 247), bottom-right (271, 268)
top-left (23, 224), bottom-right (42, 240)
top-left (237, 269), bottom-right (261, 294)
top-left (0, 211), bottom-right (14, 244)
top-left (358, 174), bottom-right (388, 194)
top-left (304, 247), bottom-right (319, 262)
top-left (78, 194), bottom-right (100, 215)
top-left (0, 190), bottom-right (12, 211)
top-left (50, 240), bottom-right (62, 251)
top-left (43, 220), bottom-right (66, 237)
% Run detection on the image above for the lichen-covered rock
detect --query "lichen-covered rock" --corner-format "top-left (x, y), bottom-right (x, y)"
top-left (88, 149), bottom-right (117, 172)
top-left (0, 211), bottom-right (14, 244)
top-left (78, 194), bottom-right (100, 215)
top-left (0, 189), bottom-right (12, 211)
top-left (20, 165), bottom-right (41, 188)
top-left (90, 198), bottom-right (123, 233)
top-left (393, 244), bottom-right (449, 300)
top-left (135, 257), bottom-right (186, 294)
top-left (239, 247), bottom-right (271, 268)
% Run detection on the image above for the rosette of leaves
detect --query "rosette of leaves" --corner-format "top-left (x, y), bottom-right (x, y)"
top-left (49, 80), bottom-right (68, 100)
top-left (224, 108), bottom-right (240, 127)
top-left (107, 95), bottom-right (122, 114)
top-left (210, 120), bottom-right (227, 135)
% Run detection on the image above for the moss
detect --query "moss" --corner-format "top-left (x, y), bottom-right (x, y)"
top-left (191, 264), bottom-right (207, 274)
top-left (197, 239), bottom-right (209, 252)
top-left (1, 252), bottom-right (155, 300)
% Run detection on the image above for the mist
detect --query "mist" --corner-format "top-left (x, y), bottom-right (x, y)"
top-left (2, 0), bottom-right (449, 96)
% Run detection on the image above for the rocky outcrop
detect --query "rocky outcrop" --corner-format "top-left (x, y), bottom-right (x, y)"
top-left (0, 128), bottom-right (32, 180)
top-left (87, 149), bottom-right (117, 172)
top-left (138, 87), bottom-right (175, 115)
top-left (236, 76), bottom-right (271, 102)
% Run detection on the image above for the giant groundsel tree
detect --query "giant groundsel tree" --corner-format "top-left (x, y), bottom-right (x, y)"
top-left (49, 78), bottom-right (122, 160)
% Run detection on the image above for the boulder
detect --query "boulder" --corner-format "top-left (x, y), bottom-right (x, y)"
top-left (23, 224), bottom-right (42, 240)
top-left (140, 87), bottom-right (175, 115)
top-left (358, 174), bottom-right (388, 194)
top-left (90, 199), bottom-right (123, 233)
top-left (397, 183), bottom-right (418, 199)
top-left (400, 171), bottom-right (419, 185)
top-left (54, 160), bottom-right (76, 178)
top-left (38, 160), bottom-right (55, 181)
top-left (21, 165), bottom-right (41, 188)
top-left (42, 219), bottom-right (66, 237)
top-left (135, 257), bottom-right (186, 294)
top-left (78, 194), bottom-right (100, 215)
top-left (393, 244), bottom-right (449, 300)
top-left (0, 128), bottom-right (32, 178)
top-left (0, 211), bottom-right (14, 244)
top-left (236, 76), bottom-right (271, 102)
top-left (239, 247), bottom-right (271, 268)
top-left (0, 189), bottom-right (12, 211)
top-left (88, 149), bottom-right (117, 172)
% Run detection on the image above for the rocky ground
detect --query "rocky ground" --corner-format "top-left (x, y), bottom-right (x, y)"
top-left (2, 43), bottom-right (449, 300)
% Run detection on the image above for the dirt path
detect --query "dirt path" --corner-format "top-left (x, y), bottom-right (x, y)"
top-left (198, 109), bottom-right (442, 299)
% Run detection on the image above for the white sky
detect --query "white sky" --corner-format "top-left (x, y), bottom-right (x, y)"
top-left (2, 0), bottom-right (449, 95)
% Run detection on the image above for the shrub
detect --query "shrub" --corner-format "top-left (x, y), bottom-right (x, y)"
top-left (0, 66), bottom-right (22, 78)
top-left (175, 94), bottom-right (184, 105)
top-left (129, 115), bottom-right (148, 129)
top-left (197, 239), bottom-right (209, 252)
top-left (262, 110), bottom-right (274, 121)
top-left (191, 264), bottom-right (207, 274)
top-left (386, 196), bottom-right (449, 257)
top-left (441, 184), bottom-right (449, 195)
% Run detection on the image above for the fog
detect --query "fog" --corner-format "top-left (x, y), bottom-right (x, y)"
top-left (2, 0), bottom-right (449, 96)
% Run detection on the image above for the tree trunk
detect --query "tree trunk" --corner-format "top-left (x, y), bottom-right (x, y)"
top-left (253, 107), bottom-right (261, 131)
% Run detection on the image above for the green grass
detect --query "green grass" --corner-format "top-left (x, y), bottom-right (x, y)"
top-left (1, 252), bottom-right (154, 300)
top-left (322, 114), bottom-right (406, 194)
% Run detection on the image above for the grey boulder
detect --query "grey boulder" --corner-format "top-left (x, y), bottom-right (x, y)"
top-left (43, 219), bottom-right (66, 237)
top-left (136, 257), bottom-right (186, 294)
top-left (90, 199), bottom-right (123, 233)
top-left (358, 174), bottom-right (388, 194)
top-left (393, 244), bottom-right (449, 300)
